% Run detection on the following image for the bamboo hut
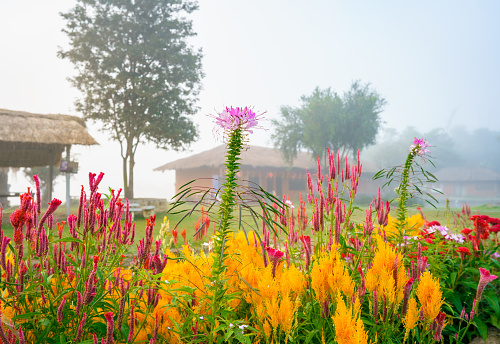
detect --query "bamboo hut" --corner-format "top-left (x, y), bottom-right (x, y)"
top-left (0, 108), bottom-right (98, 203)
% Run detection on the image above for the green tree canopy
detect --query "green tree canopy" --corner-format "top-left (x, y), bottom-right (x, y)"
top-left (272, 81), bottom-right (386, 164)
top-left (59, 0), bottom-right (203, 198)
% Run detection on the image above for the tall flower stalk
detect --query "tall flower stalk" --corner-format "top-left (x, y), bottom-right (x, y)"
top-left (209, 106), bottom-right (261, 340)
top-left (374, 137), bottom-right (439, 247)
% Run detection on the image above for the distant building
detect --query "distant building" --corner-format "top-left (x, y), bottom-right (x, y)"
top-left (434, 167), bottom-right (500, 206)
top-left (154, 145), bottom-right (382, 202)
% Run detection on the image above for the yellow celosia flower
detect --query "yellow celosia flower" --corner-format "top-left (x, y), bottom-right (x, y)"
top-left (416, 271), bottom-right (443, 321)
top-left (403, 298), bottom-right (419, 330)
top-left (382, 213), bottom-right (424, 237)
top-left (365, 234), bottom-right (407, 306)
top-left (278, 295), bottom-right (295, 335)
top-left (332, 295), bottom-right (368, 344)
top-left (312, 249), bottom-right (354, 306)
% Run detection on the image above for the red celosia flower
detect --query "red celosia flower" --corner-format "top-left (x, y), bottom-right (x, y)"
top-left (181, 228), bottom-right (187, 244)
top-left (424, 238), bottom-right (433, 244)
top-left (172, 228), bottom-right (178, 245)
top-left (488, 217), bottom-right (500, 225)
top-left (457, 247), bottom-right (471, 260)
top-left (490, 225), bottom-right (500, 233)
top-left (461, 228), bottom-right (473, 235)
top-left (426, 220), bottom-right (441, 227)
top-left (13, 228), bottom-right (23, 246)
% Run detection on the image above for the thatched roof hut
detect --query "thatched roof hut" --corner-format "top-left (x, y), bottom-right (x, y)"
top-left (154, 145), bottom-right (317, 171)
top-left (0, 108), bottom-right (97, 167)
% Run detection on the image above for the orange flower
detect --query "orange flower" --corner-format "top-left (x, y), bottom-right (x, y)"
top-left (181, 228), bottom-right (187, 244)
top-left (416, 271), bottom-right (443, 321)
top-left (172, 228), bottom-right (178, 245)
top-left (332, 295), bottom-right (368, 344)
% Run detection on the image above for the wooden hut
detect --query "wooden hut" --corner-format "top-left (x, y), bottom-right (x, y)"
top-left (434, 167), bottom-right (500, 205)
top-left (0, 108), bottom-right (98, 204)
top-left (154, 145), bottom-right (318, 201)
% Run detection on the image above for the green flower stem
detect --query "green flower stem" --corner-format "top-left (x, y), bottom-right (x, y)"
top-left (209, 127), bottom-right (244, 341)
top-left (396, 149), bottom-right (417, 247)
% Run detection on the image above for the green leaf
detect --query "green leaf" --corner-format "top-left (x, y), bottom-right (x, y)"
top-left (12, 311), bottom-right (43, 320)
top-left (52, 237), bottom-right (84, 244)
top-left (304, 329), bottom-right (318, 343)
top-left (485, 294), bottom-right (500, 316)
top-left (473, 317), bottom-right (488, 342)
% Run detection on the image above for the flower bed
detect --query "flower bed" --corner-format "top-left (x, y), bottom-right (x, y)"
top-left (0, 107), bottom-right (499, 343)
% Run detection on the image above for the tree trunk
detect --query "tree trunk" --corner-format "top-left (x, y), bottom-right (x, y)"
top-left (128, 150), bottom-right (135, 199)
top-left (123, 155), bottom-right (129, 198)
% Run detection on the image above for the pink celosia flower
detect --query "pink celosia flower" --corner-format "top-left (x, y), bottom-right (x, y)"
top-left (433, 312), bottom-right (446, 341)
top-left (104, 312), bottom-right (114, 344)
top-left (476, 268), bottom-right (498, 301)
top-left (75, 313), bottom-right (87, 342)
top-left (410, 137), bottom-right (431, 157)
top-left (127, 303), bottom-right (136, 343)
top-left (57, 298), bottom-right (66, 324)
top-left (266, 247), bottom-right (284, 278)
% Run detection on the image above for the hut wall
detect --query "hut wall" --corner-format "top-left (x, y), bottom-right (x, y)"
top-left (174, 167), bottom-right (219, 199)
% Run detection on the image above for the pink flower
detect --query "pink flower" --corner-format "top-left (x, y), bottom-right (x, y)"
top-left (409, 137), bottom-right (430, 157)
top-left (476, 267), bottom-right (498, 301)
top-left (215, 106), bottom-right (259, 133)
top-left (104, 312), bottom-right (115, 344)
top-left (57, 298), bottom-right (66, 324)
top-left (266, 247), bottom-right (284, 277)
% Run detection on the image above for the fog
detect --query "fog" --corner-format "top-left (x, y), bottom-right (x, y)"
top-left (1, 1), bottom-right (499, 204)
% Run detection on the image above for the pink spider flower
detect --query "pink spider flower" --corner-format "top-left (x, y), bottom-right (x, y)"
top-left (213, 106), bottom-right (263, 143)
top-left (409, 137), bottom-right (431, 157)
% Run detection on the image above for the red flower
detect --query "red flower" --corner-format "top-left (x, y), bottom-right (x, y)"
top-left (172, 228), bottom-right (178, 245)
top-left (424, 238), bottom-right (433, 244)
top-left (10, 209), bottom-right (28, 230)
top-left (490, 225), bottom-right (500, 233)
top-left (426, 220), bottom-right (441, 227)
top-left (457, 247), bottom-right (471, 260)
top-left (461, 228), bottom-right (473, 235)
top-left (181, 228), bottom-right (187, 244)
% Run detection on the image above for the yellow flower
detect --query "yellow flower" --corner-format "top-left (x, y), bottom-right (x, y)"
top-left (416, 271), bottom-right (443, 321)
top-left (332, 295), bottom-right (368, 344)
top-left (278, 295), bottom-right (295, 335)
top-left (383, 213), bottom-right (424, 237)
top-left (403, 298), bottom-right (419, 330)
top-left (365, 234), bottom-right (407, 305)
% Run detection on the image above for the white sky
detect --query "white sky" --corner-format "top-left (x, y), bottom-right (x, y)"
top-left (1, 0), bottom-right (499, 202)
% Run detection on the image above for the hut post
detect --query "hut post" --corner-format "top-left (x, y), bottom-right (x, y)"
top-left (48, 146), bottom-right (54, 201)
top-left (65, 145), bottom-right (71, 217)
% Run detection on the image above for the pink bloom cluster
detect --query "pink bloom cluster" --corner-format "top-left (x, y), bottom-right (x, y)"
top-left (215, 106), bottom-right (259, 134)
top-left (410, 137), bottom-right (431, 157)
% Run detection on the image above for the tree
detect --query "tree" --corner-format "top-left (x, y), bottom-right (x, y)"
top-left (363, 126), bottom-right (462, 170)
top-left (271, 81), bottom-right (386, 165)
top-left (60, 0), bottom-right (203, 198)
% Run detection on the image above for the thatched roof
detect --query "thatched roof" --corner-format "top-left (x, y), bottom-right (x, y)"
top-left (154, 145), bottom-right (319, 171)
top-left (435, 167), bottom-right (500, 181)
top-left (0, 109), bottom-right (98, 167)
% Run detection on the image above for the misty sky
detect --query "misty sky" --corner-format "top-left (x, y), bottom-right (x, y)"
top-left (0, 1), bottom-right (499, 201)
